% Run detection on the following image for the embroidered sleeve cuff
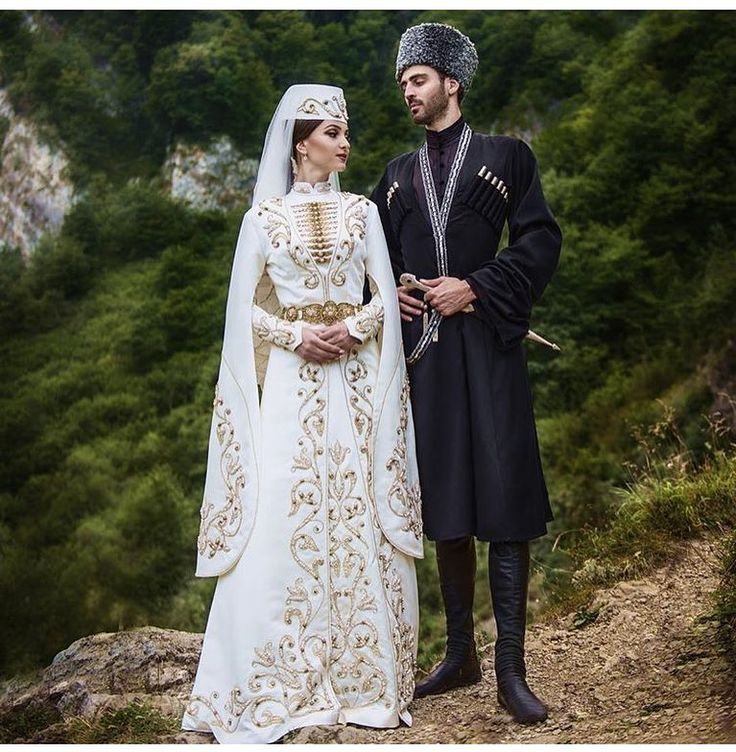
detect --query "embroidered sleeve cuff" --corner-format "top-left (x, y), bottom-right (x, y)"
top-left (252, 309), bottom-right (305, 352)
top-left (285, 321), bottom-right (305, 351)
top-left (344, 305), bottom-right (384, 344)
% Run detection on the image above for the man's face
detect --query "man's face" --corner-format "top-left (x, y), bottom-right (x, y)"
top-left (399, 65), bottom-right (451, 125)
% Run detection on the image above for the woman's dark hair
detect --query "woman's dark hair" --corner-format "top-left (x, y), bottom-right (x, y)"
top-left (292, 119), bottom-right (323, 163)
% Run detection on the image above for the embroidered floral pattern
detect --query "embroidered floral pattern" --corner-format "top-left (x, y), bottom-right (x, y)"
top-left (258, 199), bottom-right (320, 290)
top-left (326, 440), bottom-right (388, 708)
top-left (197, 384), bottom-right (246, 559)
top-left (244, 362), bottom-right (332, 727)
top-left (296, 94), bottom-right (348, 121)
top-left (343, 349), bottom-right (415, 710)
top-left (378, 532), bottom-right (416, 712)
top-left (252, 306), bottom-right (296, 349)
top-left (385, 375), bottom-right (423, 540)
top-left (331, 195), bottom-right (368, 287)
top-left (189, 363), bottom-right (332, 730)
top-left (351, 298), bottom-right (384, 341)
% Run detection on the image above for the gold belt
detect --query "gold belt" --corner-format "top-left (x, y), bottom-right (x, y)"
top-left (282, 300), bottom-right (362, 326)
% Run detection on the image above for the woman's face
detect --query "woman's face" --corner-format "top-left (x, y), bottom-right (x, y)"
top-left (296, 120), bottom-right (350, 174)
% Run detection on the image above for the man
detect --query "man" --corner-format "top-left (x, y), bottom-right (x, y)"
top-left (370, 23), bottom-right (562, 725)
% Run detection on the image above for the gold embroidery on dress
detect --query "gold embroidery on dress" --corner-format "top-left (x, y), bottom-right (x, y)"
top-left (247, 362), bottom-right (332, 726)
top-left (354, 301), bottom-right (384, 339)
top-left (197, 384), bottom-right (245, 559)
top-left (292, 201), bottom-right (339, 264)
top-left (187, 347), bottom-right (415, 731)
top-left (331, 195), bottom-right (368, 287)
top-left (326, 440), bottom-right (388, 707)
top-left (296, 94), bottom-right (349, 121)
top-left (185, 691), bottom-right (232, 731)
top-left (258, 199), bottom-right (320, 290)
top-left (343, 348), bottom-right (373, 487)
top-left (385, 374), bottom-right (423, 540)
top-left (341, 347), bottom-right (416, 712)
top-left (378, 531), bottom-right (416, 711)
top-left (188, 364), bottom-right (331, 731)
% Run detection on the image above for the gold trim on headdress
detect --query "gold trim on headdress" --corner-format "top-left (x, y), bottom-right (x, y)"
top-left (296, 94), bottom-right (349, 121)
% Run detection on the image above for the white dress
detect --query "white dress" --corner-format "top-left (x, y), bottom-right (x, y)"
top-left (181, 181), bottom-right (424, 744)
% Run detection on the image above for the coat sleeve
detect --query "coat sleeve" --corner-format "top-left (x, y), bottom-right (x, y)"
top-left (464, 139), bottom-right (562, 348)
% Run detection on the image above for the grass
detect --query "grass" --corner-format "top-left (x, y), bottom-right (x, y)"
top-left (714, 530), bottom-right (736, 653)
top-left (546, 448), bottom-right (736, 618)
top-left (0, 704), bottom-right (61, 743)
top-left (0, 699), bottom-right (178, 743)
top-left (63, 700), bottom-right (179, 744)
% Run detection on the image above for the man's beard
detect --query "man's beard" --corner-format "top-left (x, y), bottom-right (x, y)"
top-left (410, 87), bottom-right (450, 125)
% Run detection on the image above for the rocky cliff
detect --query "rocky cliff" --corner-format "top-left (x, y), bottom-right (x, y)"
top-left (0, 88), bottom-right (74, 256)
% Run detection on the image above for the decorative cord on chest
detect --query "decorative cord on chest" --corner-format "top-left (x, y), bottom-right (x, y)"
top-left (292, 201), bottom-right (339, 263)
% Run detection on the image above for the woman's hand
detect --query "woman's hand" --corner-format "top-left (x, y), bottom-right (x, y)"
top-left (320, 322), bottom-right (360, 351)
top-left (295, 326), bottom-right (344, 363)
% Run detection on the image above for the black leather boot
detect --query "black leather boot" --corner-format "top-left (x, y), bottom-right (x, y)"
top-left (489, 541), bottom-right (548, 724)
top-left (414, 536), bottom-right (482, 699)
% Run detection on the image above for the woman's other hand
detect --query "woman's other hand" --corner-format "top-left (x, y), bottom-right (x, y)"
top-left (320, 322), bottom-right (360, 351)
top-left (295, 326), bottom-right (345, 363)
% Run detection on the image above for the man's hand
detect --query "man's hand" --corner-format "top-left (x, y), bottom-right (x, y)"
top-left (295, 326), bottom-right (344, 363)
top-left (422, 276), bottom-right (477, 316)
top-left (398, 285), bottom-right (427, 322)
top-left (320, 322), bottom-right (360, 351)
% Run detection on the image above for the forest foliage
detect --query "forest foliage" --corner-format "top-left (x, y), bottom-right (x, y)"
top-left (0, 9), bottom-right (734, 677)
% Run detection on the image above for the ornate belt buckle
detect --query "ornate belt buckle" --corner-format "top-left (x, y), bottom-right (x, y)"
top-left (322, 300), bottom-right (338, 325)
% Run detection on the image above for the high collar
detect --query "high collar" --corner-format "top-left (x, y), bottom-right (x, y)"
top-left (291, 180), bottom-right (332, 195)
top-left (425, 116), bottom-right (466, 150)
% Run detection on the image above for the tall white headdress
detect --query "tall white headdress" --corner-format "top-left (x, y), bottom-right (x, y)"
top-left (252, 83), bottom-right (349, 206)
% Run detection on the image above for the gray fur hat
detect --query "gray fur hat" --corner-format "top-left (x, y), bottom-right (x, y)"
top-left (395, 22), bottom-right (479, 91)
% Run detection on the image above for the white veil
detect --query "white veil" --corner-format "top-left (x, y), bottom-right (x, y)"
top-left (252, 83), bottom-right (348, 205)
top-left (251, 83), bottom-right (350, 385)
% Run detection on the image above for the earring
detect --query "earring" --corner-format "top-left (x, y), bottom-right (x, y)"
top-left (290, 157), bottom-right (298, 178)
top-left (302, 153), bottom-right (308, 163)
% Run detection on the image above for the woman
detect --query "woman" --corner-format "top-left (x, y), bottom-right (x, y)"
top-left (181, 84), bottom-right (424, 744)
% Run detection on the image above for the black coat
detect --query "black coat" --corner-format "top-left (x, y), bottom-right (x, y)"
top-left (370, 133), bottom-right (562, 542)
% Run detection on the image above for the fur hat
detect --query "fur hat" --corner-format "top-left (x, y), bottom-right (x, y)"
top-left (395, 22), bottom-right (479, 91)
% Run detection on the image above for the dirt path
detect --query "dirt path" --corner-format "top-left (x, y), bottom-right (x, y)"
top-left (3, 537), bottom-right (732, 743)
top-left (286, 538), bottom-right (735, 744)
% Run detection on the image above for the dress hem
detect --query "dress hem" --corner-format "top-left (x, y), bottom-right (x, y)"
top-left (181, 703), bottom-right (411, 744)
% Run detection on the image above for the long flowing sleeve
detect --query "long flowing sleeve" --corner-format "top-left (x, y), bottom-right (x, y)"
top-left (252, 304), bottom-right (305, 351)
top-left (364, 200), bottom-right (423, 558)
top-left (464, 139), bottom-right (562, 348)
top-left (196, 209), bottom-right (266, 577)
